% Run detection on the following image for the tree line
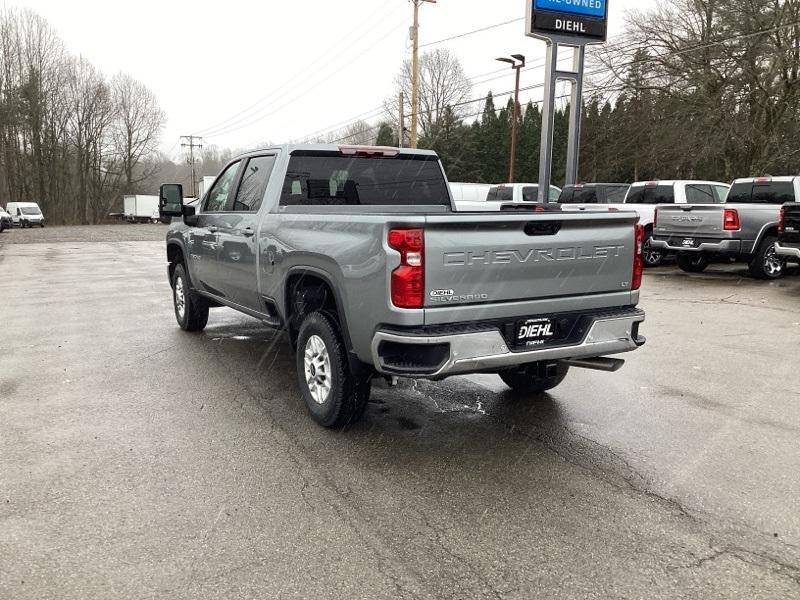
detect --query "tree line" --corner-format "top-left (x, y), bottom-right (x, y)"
top-left (0, 8), bottom-right (165, 224)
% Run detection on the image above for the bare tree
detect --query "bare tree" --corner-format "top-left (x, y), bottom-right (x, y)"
top-left (385, 48), bottom-right (472, 139)
top-left (111, 73), bottom-right (166, 189)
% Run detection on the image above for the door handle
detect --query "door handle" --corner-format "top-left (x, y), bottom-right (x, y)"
top-left (208, 226), bottom-right (219, 233)
top-left (242, 227), bottom-right (255, 237)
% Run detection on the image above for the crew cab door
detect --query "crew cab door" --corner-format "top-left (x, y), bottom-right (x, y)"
top-left (214, 154), bottom-right (277, 311)
top-left (189, 160), bottom-right (242, 295)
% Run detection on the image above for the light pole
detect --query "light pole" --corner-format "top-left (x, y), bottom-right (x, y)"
top-left (496, 54), bottom-right (525, 183)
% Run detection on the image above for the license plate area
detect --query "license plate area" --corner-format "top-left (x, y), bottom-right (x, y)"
top-left (507, 314), bottom-right (584, 350)
top-left (682, 238), bottom-right (696, 248)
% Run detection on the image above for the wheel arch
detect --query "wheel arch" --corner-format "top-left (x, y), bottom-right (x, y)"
top-left (283, 267), bottom-right (355, 360)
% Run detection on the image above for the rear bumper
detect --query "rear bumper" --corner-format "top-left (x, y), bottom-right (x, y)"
top-left (371, 308), bottom-right (646, 379)
top-left (650, 237), bottom-right (741, 254)
top-left (775, 242), bottom-right (800, 261)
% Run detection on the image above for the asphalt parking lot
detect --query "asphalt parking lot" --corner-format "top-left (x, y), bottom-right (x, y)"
top-left (1, 225), bottom-right (799, 599)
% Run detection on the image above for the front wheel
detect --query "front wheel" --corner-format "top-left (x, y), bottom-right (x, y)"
top-left (677, 252), bottom-right (709, 273)
top-left (642, 231), bottom-right (665, 267)
top-left (499, 362), bottom-right (570, 396)
top-left (296, 311), bottom-right (371, 428)
top-left (749, 236), bottom-right (786, 280)
top-left (171, 263), bottom-right (209, 331)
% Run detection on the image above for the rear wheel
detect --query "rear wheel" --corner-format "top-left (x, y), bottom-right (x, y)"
top-left (296, 311), bottom-right (371, 428)
top-left (499, 362), bottom-right (570, 396)
top-left (749, 236), bottom-right (786, 280)
top-left (171, 263), bottom-right (209, 331)
top-left (677, 252), bottom-right (709, 273)
top-left (642, 231), bottom-right (665, 267)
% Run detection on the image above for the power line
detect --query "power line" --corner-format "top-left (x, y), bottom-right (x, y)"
top-left (192, 0), bottom-right (404, 137)
top-left (420, 18), bottom-right (525, 48)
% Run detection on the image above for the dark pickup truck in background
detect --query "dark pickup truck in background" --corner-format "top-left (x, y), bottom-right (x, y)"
top-left (777, 202), bottom-right (800, 264)
top-left (159, 144), bottom-right (647, 428)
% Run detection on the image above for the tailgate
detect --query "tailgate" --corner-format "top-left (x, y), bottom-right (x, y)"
top-left (423, 212), bottom-right (638, 307)
top-left (653, 205), bottom-right (725, 237)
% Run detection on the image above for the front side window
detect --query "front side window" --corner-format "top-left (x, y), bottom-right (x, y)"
top-left (21, 207), bottom-right (41, 215)
top-left (204, 161), bottom-right (241, 212)
top-left (686, 185), bottom-right (715, 204)
top-left (280, 153), bottom-right (450, 207)
top-left (487, 186), bottom-right (514, 202)
top-left (713, 185), bottom-right (730, 202)
top-left (522, 186), bottom-right (539, 202)
top-left (606, 186), bottom-right (629, 203)
top-left (233, 156), bottom-right (276, 212)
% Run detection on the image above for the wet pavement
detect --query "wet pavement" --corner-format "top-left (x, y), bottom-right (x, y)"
top-left (1, 229), bottom-right (799, 599)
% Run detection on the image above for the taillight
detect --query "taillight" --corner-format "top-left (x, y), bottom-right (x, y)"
top-left (723, 208), bottom-right (740, 231)
top-left (632, 223), bottom-right (644, 291)
top-left (388, 228), bottom-right (424, 309)
top-left (654, 208), bottom-right (658, 228)
top-left (779, 207), bottom-right (785, 234)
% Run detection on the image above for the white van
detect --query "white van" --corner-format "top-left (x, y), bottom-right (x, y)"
top-left (6, 202), bottom-right (45, 228)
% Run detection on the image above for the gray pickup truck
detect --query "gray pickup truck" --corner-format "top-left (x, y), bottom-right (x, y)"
top-left (651, 177), bottom-right (796, 279)
top-left (158, 144), bottom-right (646, 428)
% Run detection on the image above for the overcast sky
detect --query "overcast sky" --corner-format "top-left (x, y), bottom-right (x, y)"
top-left (8, 0), bottom-right (654, 159)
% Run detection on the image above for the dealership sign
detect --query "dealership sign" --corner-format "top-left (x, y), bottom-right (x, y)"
top-left (527, 0), bottom-right (608, 42)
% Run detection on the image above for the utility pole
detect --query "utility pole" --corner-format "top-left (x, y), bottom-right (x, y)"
top-left (180, 135), bottom-right (204, 198)
top-left (496, 54), bottom-right (525, 183)
top-left (398, 91), bottom-right (405, 147)
top-left (409, 0), bottom-right (436, 148)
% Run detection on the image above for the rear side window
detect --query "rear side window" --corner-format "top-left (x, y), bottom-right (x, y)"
top-left (233, 155), bottom-right (276, 212)
top-left (727, 182), bottom-right (795, 204)
top-left (626, 185), bottom-right (675, 204)
top-left (686, 184), bottom-right (715, 204)
top-left (280, 153), bottom-right (449, 207)
top-left (487, 186), bottom-right (514, 202)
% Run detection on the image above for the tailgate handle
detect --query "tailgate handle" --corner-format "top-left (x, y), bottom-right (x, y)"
top-left (524, 222), bottom-right (562, 236)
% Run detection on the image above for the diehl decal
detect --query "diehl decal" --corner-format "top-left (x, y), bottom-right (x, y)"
top-left (430, 289), bottom-right (455, 297)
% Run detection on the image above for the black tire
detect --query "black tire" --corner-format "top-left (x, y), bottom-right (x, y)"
top-left (748, 236), bottom-right (786, 280)
top-left (295, 311), bottom-right (371, 428)
top-left (40, 223), bottom-right (45, 228)
top-left (676, 252), bottom-right (710, 273)
top-left (171, 263), bottom-right (209, 332)
top-left (642, 231), bottom-right (665, 267)
top-left (499, 362), bottom-right (570, 396)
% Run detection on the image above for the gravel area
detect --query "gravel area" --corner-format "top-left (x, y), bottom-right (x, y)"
top-left (0, 224), bottom-right (167, 245)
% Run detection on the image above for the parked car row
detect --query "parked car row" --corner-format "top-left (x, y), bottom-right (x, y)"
top-left (450, 175), bottom-right (800, 280)
top-left (1, 202), bottom-right (45, 230)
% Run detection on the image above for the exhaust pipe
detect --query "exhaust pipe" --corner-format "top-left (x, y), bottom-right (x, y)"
top-left (562, 357), bottom-right (625, 373)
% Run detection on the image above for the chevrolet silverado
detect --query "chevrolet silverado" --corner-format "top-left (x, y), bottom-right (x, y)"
top-left (159, 145), bottom-right (646, 428)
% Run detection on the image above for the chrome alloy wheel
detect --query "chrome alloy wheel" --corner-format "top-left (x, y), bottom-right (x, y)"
top-left (304, 335), bottom-right (332, 405)
top-left (643, 238), bottom-right (663, 266)
top-left (764, 244), bottom-right (785, 277)
top-left (174, 276), bottom-right (186, 320)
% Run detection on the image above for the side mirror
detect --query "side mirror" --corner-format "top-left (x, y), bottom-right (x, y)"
top-left (183, 204), bottom-right (199, 227)
top-left (159, 184), bottom-right (184, 218)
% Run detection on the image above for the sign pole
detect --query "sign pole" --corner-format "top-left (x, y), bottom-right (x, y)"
top-left (537, 41), bottom-right (559, 204)
top-left (565, 45), bottom-right (586, 186)
top-left (527, 0), bottom-right (608, 201)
